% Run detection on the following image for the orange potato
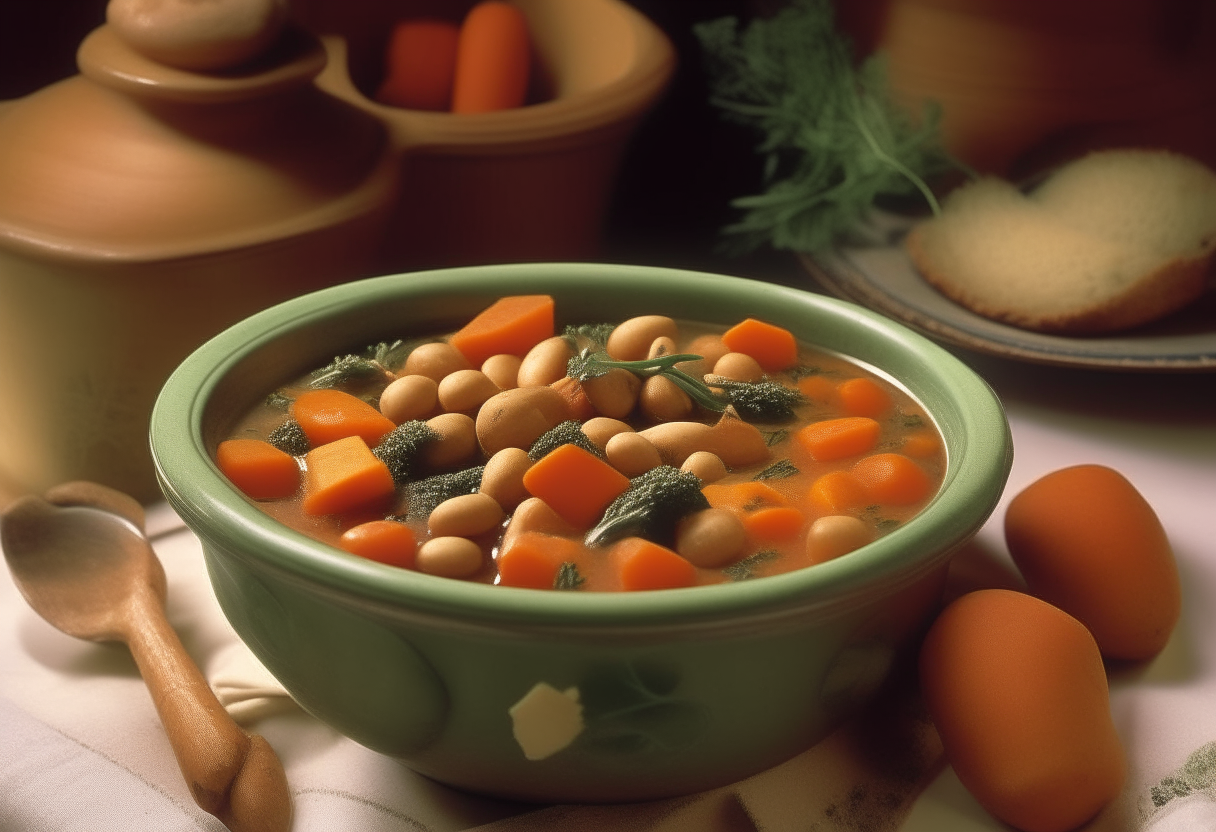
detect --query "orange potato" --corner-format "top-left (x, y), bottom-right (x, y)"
top-left (1004, 464), bottom-right (1180, 661)
top-left (919, 589), bottom-right (1125, 832)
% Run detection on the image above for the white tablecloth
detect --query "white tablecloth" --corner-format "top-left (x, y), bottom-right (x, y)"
top-left (3, 350), bottom-right (1214, 832)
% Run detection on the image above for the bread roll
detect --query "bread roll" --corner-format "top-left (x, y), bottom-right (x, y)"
top-left (905, 150), bottom-right (1216, 333)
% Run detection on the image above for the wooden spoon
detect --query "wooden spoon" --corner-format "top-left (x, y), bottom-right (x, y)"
top-left (1, 491), bottom-right (292, 832)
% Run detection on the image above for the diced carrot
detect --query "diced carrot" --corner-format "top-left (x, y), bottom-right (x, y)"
top-left (216, 439), bottom-right (300, 500)
top-left (522, 443), bottom-right (630, 528)
top-left (375, 19), bottom-right (460, 110)
top-left (720, 318), bottom-right (798, 372)
top-left (448, 295), bottom-right (555, 367)
top-left (742, 505), bottom-right (805, 542)
top-left (806, 470), bottom-right (871, 514)
top-left (901, 430), bottom-right (941, 459)
top-left (339, 520), bottom-right (417, 568)
top-left (302, 436), bottom-right (397, 516)
top-left (292, 389), bottom-right (397, 448)
top-left (549, 376), bottom-right (596, 422)
top-left (835, 377), bottom-right (892, 418)
top-left (794, 416), bottom-right (882, 461)
top-left (701, 480), bottom-right (790, 514)
top-left (451, 1), bottom-right (531, 113)
top-left (851, 453), bottom-right (933, 505)
top-left (497, 531), bottom-right (583, 589)
top-left (796, 374), bottom-right (836, 402)
top-left (612, 537), bottom-right (697, 591)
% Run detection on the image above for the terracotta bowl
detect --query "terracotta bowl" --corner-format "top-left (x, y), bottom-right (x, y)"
top-left (149, 263), bottom-right (1011, 803)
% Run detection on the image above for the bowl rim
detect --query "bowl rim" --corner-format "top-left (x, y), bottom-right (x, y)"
top-left (150, 262), bottom-right (1012, 629)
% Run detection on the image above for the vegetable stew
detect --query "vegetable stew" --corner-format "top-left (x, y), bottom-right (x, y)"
top-left (216, 296), bottom-right (945, 591)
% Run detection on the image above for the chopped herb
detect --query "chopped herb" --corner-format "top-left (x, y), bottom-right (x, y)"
top-left (694, 0), bottom-right (962, 253)
top-left (705, 377), bottom-right (804, 421)
top-left (554, 562), bottom-right (586, 591)
top-left (763, 428), bottom-right (790, 447)
top-left (309, 340), bottom-right (409, 389)
top-left (900, 413), bottom-right (925, 429)
top-left (373, 421), bottom-right (441, 483)
top-left (404, 465), bottom-right (485, 519)
top-left (529, 420), bottom-right (604, 461)
top-left (724, 549), bottom-right (779, 581)
top-left (267, 419), bottom-right (309, 456)
top-left (585, 465), bottom-right (711, 548)
top-left (754, 459), bottom-right (799, 480)
top-left (785, 365), bottom-right (822, 382)
top-left (265, 391), bottom-right (293, 411)
top-left (875, 517), bottom-right (901, 533)
top-left (562, 323), bottom-right (616, 352)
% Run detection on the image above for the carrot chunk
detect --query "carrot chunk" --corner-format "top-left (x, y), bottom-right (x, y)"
top-left (522, 443), bottom-right (630, 529)
top-left (375, 19), bottom-right (460, 110)
top-left (216, 439), bottom-right (300, 500)
top-left (806, 470), bottom-right (870, 514)
top-left (339, 520), bottom-right (417, 568)
top-left (795, 374), bottom-right (836, 403)
top-left (900, 430), bottom-right (941, 459)
top-left (701, 480), bottom-right (790, 514)
top-left (721, 318), bottom-right (798, 372)
top-left (835, 377), bottom-right (892, 418)
top-left (451, 1), bottom-right (532, 113)
top-left (497, 532), bottom-right (583, 589)
top-left (449, 295), bottom-right (555, 367)
top-left (741, 506), bottom-right (805, 542)
top-left (302, 436), bottom-right (396, 516)
top-left (292, 389), bottom-right (397, 448)
top-left (851, 453), bottom-right (932, 505)
top-left (794, 416), bottom-right (881, 461)
top-left (612, 537), bottom-right (697, 591)
top-left (549, 376), bottom-right (596, 422)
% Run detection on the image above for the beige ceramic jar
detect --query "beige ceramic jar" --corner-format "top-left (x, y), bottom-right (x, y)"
top-left (0, 2), bottom-right (397, 503)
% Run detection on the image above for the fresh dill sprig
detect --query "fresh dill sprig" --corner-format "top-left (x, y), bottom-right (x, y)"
top-left (724, 549), bottom-right (779, 581)
top-left (585, 465), bottom-right (710, 548)
top-left (529, 420), bottom-right (604, 461)
top-left (562, 323), bottom-right (616, 352)
top-left (309, 340), bottom-right (409, 389)
top-left (705, 376), bottom-right (803, 421)
top-left (694, 0), bottom-right (962, 253)
top-left (265, 391), bottom-right (293, 411)
top-left (404, 465), bottom-right (485, 519)
top-left (373, 421), bottom-right (441, 483)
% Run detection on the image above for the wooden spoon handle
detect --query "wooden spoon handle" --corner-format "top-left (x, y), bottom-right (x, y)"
top-left (125, 592), bottom-right (291, 832)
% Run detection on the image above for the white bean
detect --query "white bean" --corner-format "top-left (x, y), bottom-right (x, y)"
top-left (438, 369), bottom-right (500, 413)
top-left (606, 315), bottom-right (679, 361)
top-left (712, 352), bottom-right (764, 383)
top-left (421, 412), bottom-right (477, 469)
top-left (404, 342), bottom-right (471, 382)
top-left (379, 374), bottom-right (438, 424)
top-left (676, 334), bottom-right (729, 379)
top-left (476, 386), bottom-right (571, 456)
top-left (500, 496), bottom-right (574, 551)
top-left (639, 375), bottom-right (693, 422)
top-left (428, 492), bottom-right (505, 538)
top-left (676, 508), bottom-right (747, 568)
top-left (581, 417), bottom-right (633, 449)
top-left (517, 336), bottom-right (572, 387)
top-left (680, 451), bottom-right (728, 484)
top-left (416, 536), bottom-right (483, 578)
top-left (481, 354), bottom-right (521, 390)
top-left (582, 368), bottom-right (641, 420)
top-left (806, 515), bottom-right (871, 563)
top-left (605, 432), bottom-right (662, 477)
top-left (480, 447), bottom-right (533, 510)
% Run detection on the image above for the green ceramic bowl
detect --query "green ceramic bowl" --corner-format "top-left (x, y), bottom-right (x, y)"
top-left (150, 263), bottom-right (1011, 803)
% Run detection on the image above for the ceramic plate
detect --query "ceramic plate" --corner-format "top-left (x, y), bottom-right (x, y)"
top-left (798, 211), bottom-right (1216, 372)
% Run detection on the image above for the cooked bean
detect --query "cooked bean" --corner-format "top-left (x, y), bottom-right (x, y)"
top-left (500, 496), bottom-right (575, 551)
top-left (676, 333), bottom-right (729, 378)
top-left (805, 515), bottom-right (871, 563)
top-left (404, 341), bottom-right (472, 381)
top-left (429, 492), bottom-right (505, 537)
top-left (476, 386), bottom-right (571, 456)
top-left (438, 369), bottom-right (500, 413)
top-left (604, 431), bottom-right (661, 477)
top-left (606, 315), bottom-right (679, 361)
top-left (581, 417), bottom-right (633, 449)
top-left (480, 446), bottom-right (532, 510)
top-left (681, 451), bottom-right (728, 484)
top-left (420, 412), bottom-right (478, 469)
top-left (378, 374), bottom-right (438, 424)
top-left (639, 410), bottom-right (769, 468)
top-left (639, 375), bottom-right (693, 422)
top-left (676, 508), bottom-right (747, 568)
top-left (416, 536), bottom-right (484, 578)
top-left (647, 336), bottom-right (678, 359)
top-left (517, 335), bottom-right (572, 387)
top-left (712, 352), bottom-right (764, 383)
top-left (481, 354), bottom-right (522, 390)
top-left (582, 368), bottom-right (641, 419)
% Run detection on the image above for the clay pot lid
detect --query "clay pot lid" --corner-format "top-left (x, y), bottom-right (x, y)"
top-left (0, 3), bottom-right (392, 264)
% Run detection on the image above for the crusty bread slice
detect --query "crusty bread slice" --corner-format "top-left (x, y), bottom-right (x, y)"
top-left (905, 149), bottom-right (1216, 334)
